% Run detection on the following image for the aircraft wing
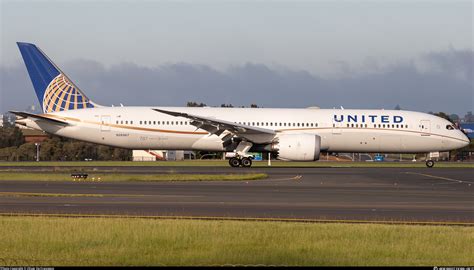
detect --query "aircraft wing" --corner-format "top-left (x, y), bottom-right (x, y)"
top-left (9, 111), bottom-right (69, 126)
top-left (153, 108), bottom-right (276, 143)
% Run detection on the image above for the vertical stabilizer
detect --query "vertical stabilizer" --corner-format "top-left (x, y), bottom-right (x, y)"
top-left (17, 42), bottom-right (100, 113)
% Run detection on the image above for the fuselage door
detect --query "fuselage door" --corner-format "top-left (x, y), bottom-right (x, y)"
top-left (101, 115), bottom-right (111, 131)
top-left (420, 120), bottom-right (430, 136)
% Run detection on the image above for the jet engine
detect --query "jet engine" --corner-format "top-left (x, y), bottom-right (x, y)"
top-left (272, 134), bottom-right (321, 161)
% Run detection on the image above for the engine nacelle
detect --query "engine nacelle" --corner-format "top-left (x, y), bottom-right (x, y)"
top-left (272, 134), bottom-right (321, 161)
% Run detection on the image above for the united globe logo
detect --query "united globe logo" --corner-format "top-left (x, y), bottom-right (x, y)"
top-left (42, 74), bottom-right (95, 113)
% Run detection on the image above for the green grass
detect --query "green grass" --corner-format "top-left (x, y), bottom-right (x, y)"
top-left (0, 160), bottom-right (473, 168)
top-left (0, 172), bottom-right (267, 182)
top-left (0, 216), bottom-right (472, 266)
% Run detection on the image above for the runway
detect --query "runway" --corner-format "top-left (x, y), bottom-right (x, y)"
top-left (0, 167), bottom-right (472, 222)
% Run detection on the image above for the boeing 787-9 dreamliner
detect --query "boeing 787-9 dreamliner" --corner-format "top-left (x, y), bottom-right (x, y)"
top-left (11, 42), bottom-right (470, 167)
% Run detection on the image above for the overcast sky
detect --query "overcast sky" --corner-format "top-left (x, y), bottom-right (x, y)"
top-left (0, 0), bottom-right (472, 115)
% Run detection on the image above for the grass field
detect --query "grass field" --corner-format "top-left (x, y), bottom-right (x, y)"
top-left (0, 216), bottom-right (472, 266)
top-left (0, 172), bottom-right (267, 182)
top-left (0, 160), bottom-right (473, 168)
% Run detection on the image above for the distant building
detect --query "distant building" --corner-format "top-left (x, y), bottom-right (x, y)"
top-left (132, 150), bottom-right (194, 161)
top-left (21, 128), bottom-right (48, 143)
top-left (132, 150), bottom-right (165, 161)
top-left (460, 123), bottom-right (474, 139)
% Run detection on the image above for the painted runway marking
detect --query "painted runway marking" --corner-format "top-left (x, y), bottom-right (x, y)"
top-left (0, 192), bottom-right (203, 198)
top-left (265, 175), bottom-right (303, 182)
top-left (405, 172), bottom-right (474, 184)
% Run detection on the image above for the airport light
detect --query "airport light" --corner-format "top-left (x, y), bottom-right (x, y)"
top-left (35, 143), bottom-right (40, 162)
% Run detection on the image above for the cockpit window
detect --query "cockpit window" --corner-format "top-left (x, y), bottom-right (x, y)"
top-left (446, 125), bottom-right (455, 130)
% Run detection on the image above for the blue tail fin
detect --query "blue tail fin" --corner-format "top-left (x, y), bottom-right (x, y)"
top-left (17, 42), bottom-right (99, 113)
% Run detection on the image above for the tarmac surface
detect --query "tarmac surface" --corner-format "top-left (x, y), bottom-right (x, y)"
top-left (0, 167), bottom-right (473, 222)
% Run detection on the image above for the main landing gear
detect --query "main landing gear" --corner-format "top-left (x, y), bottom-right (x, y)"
top-left (228, 140), bottom-right (254, 168)
top-left (229, 156), bottom-right (253, 168)
top-left (425, 160), bottom-right (435, 168)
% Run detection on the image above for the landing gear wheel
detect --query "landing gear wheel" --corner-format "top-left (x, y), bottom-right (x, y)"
top-left (426, 160), bottom-right (435, 168)
top-left (241, 157), bottom-right (252, 168)
top-left (229, 157), bottom-right (241, 168)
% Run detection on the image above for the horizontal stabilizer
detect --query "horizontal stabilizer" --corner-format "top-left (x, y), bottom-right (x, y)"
top-left (9, 111), bottom-right (69, 125)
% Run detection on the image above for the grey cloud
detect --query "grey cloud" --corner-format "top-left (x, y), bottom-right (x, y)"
top-left (415, 48), bottom-right (473, 83)
top-left (1, 49), bottom-right (472, 115)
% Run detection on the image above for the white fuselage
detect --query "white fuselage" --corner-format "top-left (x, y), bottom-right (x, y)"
top-left (20, 107), bottom-right (469, 155)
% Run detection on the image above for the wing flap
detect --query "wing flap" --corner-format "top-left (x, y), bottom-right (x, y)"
top-left (153, 108), bottom-right (276, 143)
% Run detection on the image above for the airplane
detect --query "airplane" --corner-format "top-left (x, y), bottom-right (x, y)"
top-left (11, 42), bottom-right (470, 168)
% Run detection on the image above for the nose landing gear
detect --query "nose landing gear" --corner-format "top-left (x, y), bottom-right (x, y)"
top-left (425, 160), bottom-right (435, 168)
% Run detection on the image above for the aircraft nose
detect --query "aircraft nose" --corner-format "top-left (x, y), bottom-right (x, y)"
top-left (459, 132), bottom-right (470, 148)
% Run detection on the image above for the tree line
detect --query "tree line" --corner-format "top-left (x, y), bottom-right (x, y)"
top-left (186, 101), bottom-right (259, 108)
